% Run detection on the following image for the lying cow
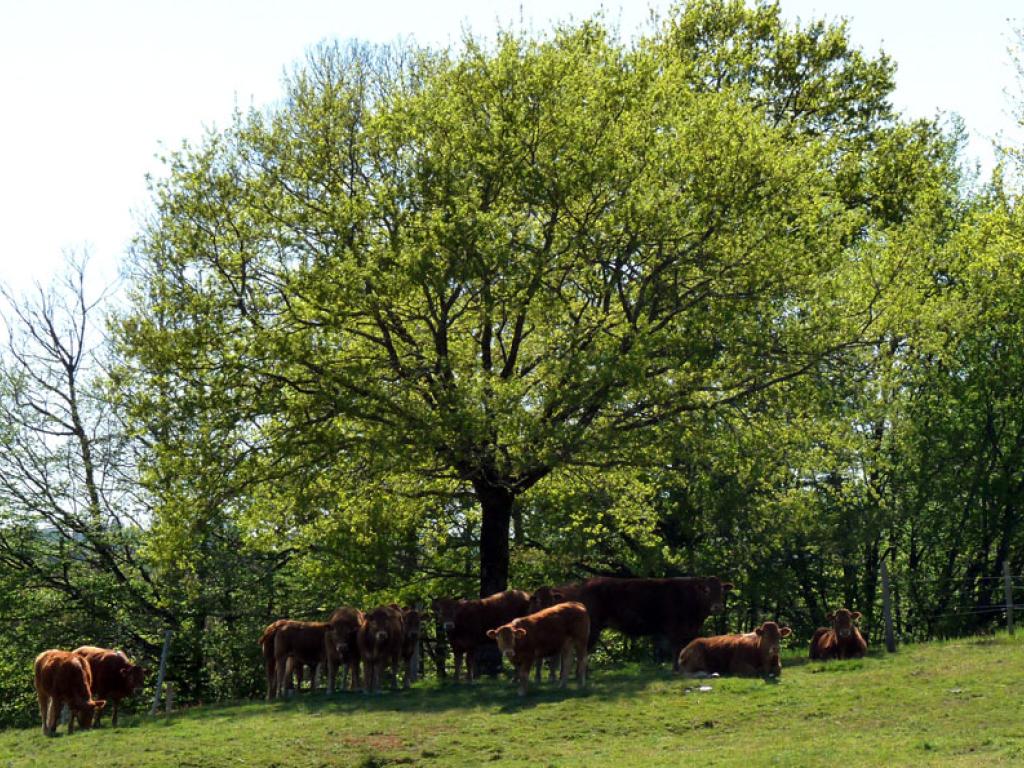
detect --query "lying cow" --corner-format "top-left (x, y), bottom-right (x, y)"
top-left (486, 602), bottom-right (589, 696)
top-left (810, 608), bottom-right (867, 661)
top-left (358, 605), bottom-right (404, 693)
top-left (72, 646), bottom-right (147, 726)
top-left (325, 607), bottom-right (364, 693)
top-left (546, 576), bottom-right (734, 671)
top-left (432, 589), bottom-right (531, 682)
top-left (678, 621), bottom-right (792, 678)
top-left (34, 649), bottom-right (106, 736)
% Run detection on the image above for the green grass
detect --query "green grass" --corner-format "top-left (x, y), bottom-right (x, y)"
top-left (3, 634), bottom-right (1024, 767)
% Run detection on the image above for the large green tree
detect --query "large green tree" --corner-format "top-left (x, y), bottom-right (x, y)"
top-left (118, 2), bottom-right (948, 597)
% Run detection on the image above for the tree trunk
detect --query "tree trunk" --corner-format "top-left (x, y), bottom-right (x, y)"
top-left (473, 479), bottom-right (515, 678)
top-left (475, 480), bottom-right (514, 598)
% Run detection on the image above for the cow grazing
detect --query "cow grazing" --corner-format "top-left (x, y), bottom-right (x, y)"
top-left (272, 621), bottom-right (338, 698)
top-left (678, 621), bottom-right (792, 678)
top-left (486, 602), bottom-right (590, 696)
top-left (550, 576), bottom-right (734, 671)
top-left (72, 646), bottom-right (146, 726)
top-left (810, 608), bottom-right (867, 661)
top-left (325, 607), bottom-right (364, 693)
top-left (432, 589), bottom-right (531, 682)
top-left (33, 650), bottom-right (106, 736)
top-left (358, 605), bottom-right (404, 693)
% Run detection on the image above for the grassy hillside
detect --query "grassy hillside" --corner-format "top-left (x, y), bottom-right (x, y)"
top-left (3, 634), bottom-right (1023, 767)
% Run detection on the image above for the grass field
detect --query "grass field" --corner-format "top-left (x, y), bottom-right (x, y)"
top-left (2, 634), bottom-right (1023, 767)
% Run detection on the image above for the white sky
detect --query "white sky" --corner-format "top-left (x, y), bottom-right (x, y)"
top-left (1, 0), bottom-right (1021, 294)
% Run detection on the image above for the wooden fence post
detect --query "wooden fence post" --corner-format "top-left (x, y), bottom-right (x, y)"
top-left (150, 629), bottom-right (173, 715)
top-left (1004, 561), bottom-right (1015, 636)
top-left (881, 559), bottom-right (896, 653)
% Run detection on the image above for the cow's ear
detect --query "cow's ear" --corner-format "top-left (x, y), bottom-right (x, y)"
top-left (486, 629), bottom-right (497, 639)
top-left (851, 611), bottom-right (862, 622)
top-left (826, 611), bottom-right (835, 621)
top-left (754, 627), bottom-right (764, 636)
top-left (513, 627), bottom-right (527, 638)
top-left (780, 627), bottom-right (792, 637)
top-left (721, 582), bottom-right (734, 592)
top-left (92, 699), bottom-right (107, 711)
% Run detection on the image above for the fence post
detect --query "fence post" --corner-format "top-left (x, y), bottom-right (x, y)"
top-left (1004, 561), bottom-right (1015, 636)
top-left (150, 629), bottom-right (173, 715)
top-left (881, 558), bottom-right (896, 653)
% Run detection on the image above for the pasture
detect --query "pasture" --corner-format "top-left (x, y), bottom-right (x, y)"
top-left (2, 633), bottom-right (1022, 767)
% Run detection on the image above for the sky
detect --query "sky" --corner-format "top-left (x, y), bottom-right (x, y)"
top-left (1, 0), bottom-right (1021, 295)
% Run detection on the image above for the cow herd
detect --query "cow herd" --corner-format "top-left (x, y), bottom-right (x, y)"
top-left (31, 575), bottom-right (869, 736)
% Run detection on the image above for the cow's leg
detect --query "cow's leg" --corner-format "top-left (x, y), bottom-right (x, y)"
top-left (67, 703), bottom-right (76, 735)
top-left (37, 691), bottom-right (50, 736)
top-left (469, 651), bottom-right (478, 683)
top-left (576, 640), bottom-right (588, 687)
top-left (559, 644), bottom-right (571, 689)
top-left (109, 700), bottom-right (118, 727)
top-left (453, 649), bottom-right (463, 683)
top-left (265, 657), bottom-right (276, 701)
top-left (516, 661), bottom-right (530, 696)
top-left (312, 662), bottom-right (322, 693)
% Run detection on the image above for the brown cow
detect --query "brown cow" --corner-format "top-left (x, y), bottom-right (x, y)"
top-left (358, 605), bottom-right (404, 693)
top-left (486, 602), bottom-right (590, 696)
top-left (527, 586), bottom-right (567, 682)
top-left (432, 589), bottom-right (531, 682)
top-left (33, 650), bottom-right (106, 736)
top-left (398, 607), bottom-right (425, 688)
top-left (272, 621), bottom-right (338, 698)
top-left (678, 621), bottom-right (792, 678)
top-left (325, 607), bottom-right (364, 693)
top-left (548, 576), bottom-right (734, 671)
top-left (72, 646), bottom-right (146, 726)
top-left (810, 608), bottom-right (868, 661)
top-left (259, 620), bottom-right (290, 700)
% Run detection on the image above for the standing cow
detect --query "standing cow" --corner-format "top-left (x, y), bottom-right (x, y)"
top-left (325, 607), bottom-right (364, 693)
top-left (432, 590), bottom-right (531, 682)
top-left (678, 621), bottom-right (792, 678)
top-left (546, 576), bottom-right (734, 671)
top-left (272, 621), bottom-right (338, 698)
top-left (810, 608), bottom-right (868, 661)
top-left (33, 650), bottom-right (106, 736)
top-left (398, 607), bottom-right (426, 688)
top-left (487, 602), bottom-right (590, 696)
top-left (72, 646), bottom-right (147, 726)
top-left (358, 606), bottom-right (404, 693)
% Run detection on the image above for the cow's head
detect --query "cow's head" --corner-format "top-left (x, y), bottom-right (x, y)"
top-left (121, 663), bottom-right (147, 693)
top-left (76, 699), bottom-right (107, 729)
top-left (754, 621), bottom-right (791, 675)
top-left (401, 608), bottom-right (426, 639)
top-left (827, 608), bottom-right (861, 639)
top-left (528, 586), bottom-right (566, 614)
top-left (328, 608), bottom-right (364, 656)
top-left (702, 578), bottom-right (734, 614)
top-left (486, 624), bottom-right (526, 660)
top-left (432, 597), bottom-right (461, 633)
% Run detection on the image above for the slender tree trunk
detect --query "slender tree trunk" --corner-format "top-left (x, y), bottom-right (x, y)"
top-left (474, 480), bottom-right (514, 598)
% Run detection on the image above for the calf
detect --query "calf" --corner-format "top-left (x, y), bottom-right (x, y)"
top-left (358, 605), bottom-right (404, 693)
top-left (432, 589), bottom-right (531, 682)
top-left (810, 608), bottom-right (867, 661)
top-left (486, 602), bottom-right (589, 696)
top-left (325, 607), bottom-right (364, 693)
top-left (33, 650), bottom-right (106, 736)
top-left (678, 621), bottom-right (792, 678)
top-left (272, 621), bottom-right (338, 698)
top-left (527, 586), bottom-right (567, 682)
top-left (72, 646), bottom-right (147, 726)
